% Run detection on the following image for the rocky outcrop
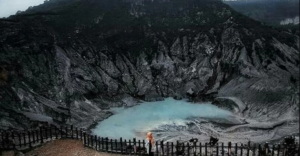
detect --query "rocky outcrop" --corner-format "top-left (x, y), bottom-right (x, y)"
top-left (212, 97), bottom-right (246, 113)
top-left (0, 0), bottom-right (298, 130)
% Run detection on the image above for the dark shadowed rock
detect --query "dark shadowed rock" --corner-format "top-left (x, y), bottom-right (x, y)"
top-left (0, 0), bottom-right (298, 132)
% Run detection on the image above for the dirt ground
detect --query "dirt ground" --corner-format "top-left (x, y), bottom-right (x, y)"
top-left (1, 139), bottom-right (126, 156)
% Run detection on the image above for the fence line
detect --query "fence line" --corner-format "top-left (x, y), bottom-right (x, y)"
top-left (0, 125), bottom-right (84, 150)
top-left (0, 125), bottom-right (299, 156)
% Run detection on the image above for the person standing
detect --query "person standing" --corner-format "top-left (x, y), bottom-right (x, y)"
top-left (146, 132), bottom-right (155, 156)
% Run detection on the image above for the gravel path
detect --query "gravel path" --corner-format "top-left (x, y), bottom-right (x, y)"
top-left (24, 139), bottom-right (126, 156)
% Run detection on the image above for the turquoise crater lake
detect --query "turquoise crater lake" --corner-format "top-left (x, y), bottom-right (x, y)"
top-left (91, 98), bottom-right (232, 140)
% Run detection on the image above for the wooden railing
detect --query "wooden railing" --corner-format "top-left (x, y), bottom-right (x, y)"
top-left (0, 125), bottom-right (84, 150)
top-left (0, 125), bottom-right (299, 156)
top-left (82, 134), bottom-right (299, 156)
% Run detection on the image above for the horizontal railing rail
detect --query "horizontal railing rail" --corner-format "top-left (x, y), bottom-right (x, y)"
top-left (0, 125), bottom-right (299, 156)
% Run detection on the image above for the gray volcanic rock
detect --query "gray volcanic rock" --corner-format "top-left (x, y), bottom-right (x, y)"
top-left (0, 0), bottom-right (298, 137)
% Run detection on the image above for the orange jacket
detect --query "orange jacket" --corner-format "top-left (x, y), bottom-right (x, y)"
top-left (146, 132), bottom-right (155, 145)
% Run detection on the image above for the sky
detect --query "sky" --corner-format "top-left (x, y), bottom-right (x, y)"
top-left (0, 0), bottom-right (45, 18)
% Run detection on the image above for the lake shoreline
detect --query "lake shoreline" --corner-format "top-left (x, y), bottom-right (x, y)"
top-left (91, 97), bottom-right (231, 140)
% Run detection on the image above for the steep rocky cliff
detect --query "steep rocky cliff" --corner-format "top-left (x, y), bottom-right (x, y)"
top-left (0, 0), bottom-right (298, 131)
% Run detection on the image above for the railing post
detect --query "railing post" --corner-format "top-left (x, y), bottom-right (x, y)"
top-left (247, 141), bottom-right (250, 156)
top-left (98, 137), bottom-right (101, 151)
top-left (138, 140), bottom-right (141, 155)
top-left (258, 144), bottom-right (262, 156)
top-left (120, 137), bottom-right (123, 154)
top-left (4, 131), bottom-right (8, 149)
top-left (114, 139), bottom-right (117, 153)
top-left (133, 138), bottom-right (136, 154)
top-left (176, 141), bottom-right (179, 156)
top-left (45, 127), bottom-right (48, 139)
top-left (283, 143), bottom-right (287, 156)
top-left (71, 125), bottom-right (74, 139)
top-left (91, 135), bottom-right (93, 147)
top-left (161, 140), bottom-right (164, 156)
top-left (129, 139), bottom-right (132, 154)
top-left (49, 126), bottom-right (52, 140)
top-left (172, 142), bottom-right (174, 156)
top-left (94, 136), bottom-right (96, 149)
top-left (106, 138), bottom-right (109, 152)
top-left (156, 141), bottom-right (159, 156)
top-left (60, 126), bottom-right (63, 138)
top-left (182, 142), bottom-right (185, 156)
top-left (55, 126), bottom-right (58, 139)
top-left (87, 134), bottom-right (90, 147)
top-left (277, 144), bottom-right (281, 156)
top-left (18, 133), bottom-right (21, 147)
top-left (83, 132), bottom-right (86, 146)
top-left (22, 132), bottom-right (26, 147)
top-left (65, 126), bottom-right (68, 138)
top-left (142, 140), bottom-right (145, 154)
top-left (200, 142), bottom-right (202, 155)
top-left (252, 144), bottom-right (256, 156)
top-left (235, 143), bottom-right (238, 156)
top-left (124, 139), bottom-right (127, 154)
top-left (102, 137), bottom-right (105, 151)
top-left (28, 131), bottom-right (32, 148)
top-left (1, 131), bottom-right (4, 148)
top-left (110, 139), bottom-right (113, 152)
top-left (150, 139), bottom-right (153, 155)
top-left (271, 144), bottom-right (275, 156)
top-left (216, 143), bottom-right (219, 156)
top-left (40, 127), bottom-right (44, 143)
top-left (95, 136), bottom-right (98, 150)
top-left (31, 130), bottom-right (35, 144)
top-left (205, 143), bottom-right (207, 156)
top-left (76, 128), bottom-right (78, 139)
top-left (187, 142), bottom-right (190, 156)
top-left (167, 142), bottom-right (169, 156)
top-left (5, 131), bottom-right (8, 149)
top-left (35, 129), bottom-right (39, 142)
top-left (264, 142), bottom-right (269, 156)
top-left (93, 136), bottom-right (96, 149)
top-left (11, 131), bottom-right (16, 149)
top-left (222, 142), bottom-right (224, 156)
top-left (228, 142), bottom-right (231, 156)
top-left (240, 143), bottom-right (243, 156)
top-left (193, 141), bottom-right (197, 156)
